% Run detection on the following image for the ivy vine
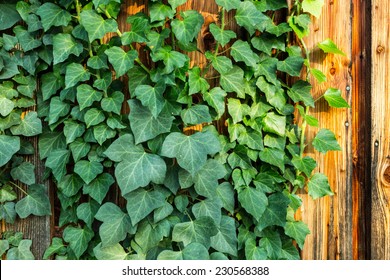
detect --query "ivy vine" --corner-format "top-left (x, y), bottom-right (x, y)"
top-left (0, 0), bottom-right (348, 260)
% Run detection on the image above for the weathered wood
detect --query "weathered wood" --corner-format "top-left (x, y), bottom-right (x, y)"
top-left (298, 1), bottom-right (353, 259)
top-left (351, 0), bottom-right (372, 260)
top-left (370, 0), bottom-right (390, 260)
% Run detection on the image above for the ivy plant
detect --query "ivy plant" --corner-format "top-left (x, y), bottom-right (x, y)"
top-left (0, 0), bottom-right (348, 260)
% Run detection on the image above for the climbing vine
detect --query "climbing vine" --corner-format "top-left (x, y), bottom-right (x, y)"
top-left (0, 0), bottom-right (348, 260)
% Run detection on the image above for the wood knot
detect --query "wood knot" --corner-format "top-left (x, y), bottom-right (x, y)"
top-left (330, 67), bottom-right (336, 75)
top-left (376, 45), bottom-right (385, 54)
top-left (382, 165), bottom-right (390, 187)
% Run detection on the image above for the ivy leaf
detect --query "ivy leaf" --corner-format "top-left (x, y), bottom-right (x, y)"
top-left (227, 98), bottom-right (250, 124)
top-left (11, 162), bottom-right (35, 185)
top-left (216, 182), bottom-right (235, 213)
top-left (259, 230), bottom-right (282, 259)
top-left (238, 186), bottom-right (268, 222)
top-left (238, 128), bottom-right (264, 151)
top-left (95, 202), bottom-right (133, 247)
top-left (77, 200), bottom-right (99, 228)
top-left (288, 14), bottom-right (311, 39)
top-left (48, 97), bottom-right (70, 125)
top-left (15, 184), bottom-right (51, 219)
top-left (206, 53), bottom-right (233, 74)
top-left (0, 135), bottom-right (20, 167)
top-left (0, 240), bottom-right (9, 256)
top-left (308, 173), bottom-right (334, 199)
top-left (161, 130), bottom-right (221, 175)
top-left (323, 88), bottom-right (350, 108)
top-left (76, 84), bottom-right (103, 111)
top-left (94, 243), bottom-right (128, 260)
top-left (202, 87), bottom-right (227, 119)
top-left (58, 174), bottom-right (84, 198)
top-left (259, 147), bottom-right (285, 172)
top-left (292, 156), bottom-right (317, 177)
top-left (150, 2), bottom-right (174, 22)
top-left (74, 160), bottom-right (104, 185)
top-left (220, 66), bottom-right (246, 98)
top-left (188, 66), bottom-right (210, 95)
top-left (251, 33), bottom-right (286, 56)
top-left (172, 216), bottom-right (218, 248)
top-left (277, 56), bottom-right (304, 77)
top-left (262, 112), bottom-right (286, 137)
top-left (312, 129), bottom-right (341, 153)
top-left (256, 193), bottom-right (290, 231)
top-left (43, 237), bottom-right (66, 260)
top-left (124, 188), bottom-right (165, 225)
top-left (215, 0), bottom-right (240, 11)
top-left (181, 105), bottom-right (212, 125)
top-left (38, 132), bottom-right (66, 160)
top-left (65, 63), bottom-right (90, 89)
top-left (284, 221), bottom-right (310, 249)
top-left (151, 46), bottom-right (188, 74)
top-left (45, 149), bottom-right (70, 182)
top-left (105, 47), bottom-right (138, 77)
top-left (101, 91), bottom-right (124, 115)
top-left (64, 120), bottom-right (85, 144)
top-left (318, 38), bottom-right (346, 56)
top-left (0, 185), bottom-right (17, 203)
top-left (287, 80), bottom-right (314, 107)
top-left (231, 40), bottom-right (259, 68)
top-left (83, 173), bottom-right (115, 204)
top-left (245, 238), bottom-right (267, 260)
top-left (0, 4), bottom-right (21, 31)
top-left (80, 10), bottom-right (118, 42)
top-left (0, 202), bottom-right (16, 224)
top-left (6, 240), bottom-right (34, 260)
top-left (302, 0), bottom-right (324, 18)
top-left (41, 71), bottom-right (63, 101)
top-left (209, 23), bottom-right (236, 47)
top-left (235, 1), bottom-right (269, 35)
top-left (10, 111), bottom-right (42, 137)
top-left (192, 198), bottom-right (222, 225)
top-left (104, 134), bottom-right (135, 162)
top-left (63, 226), bottom-right (94, 259)
top-left (115, 145), bottom-right (166, 195)
top-left (134, 82), bottom-right (166, 118)
top-left (93, 124), bottom-right (116, 145)
top-left (133, 219), bottom-right (170, 255)
top-left (36, 3), bottom-right (72, 31)
top-left (69, 138), bottom-right (90, 162)
top-left (84, 108), bottom-right (105, 128)
top-left (168, 0), bottom-right (187, 10)
top-left (0, 97), bottom-right (14, 117)
top-left (210, 215), bottom-right (238, 256)
top-left (158, 243), bottom-right (209, 260)
top-left (13, 26), bottom-right (42, 52)
top-left (171, 10), bottom-right (203, 44)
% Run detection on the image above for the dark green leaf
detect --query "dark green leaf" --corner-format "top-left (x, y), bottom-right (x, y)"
top-left (220, 66), bottom-right (246, 98)
top-left (63, 226), bottom-right (94, 259)
top-left (256, 193), bottom-right (290, 231)
top-left (134, 82), bottom-right (165, 118)
top-left (6, 239), bottom-right (34, 260)
top-left (0, 4), bottom-right (21, 31)
top-left (171, 10), bottom-right (203, 44)
top-left (45, 149), bottom-right (70, 182)
top-left (58, 174), bottom-right (84, 197)
top-left (284, 221), bottom-right (310, 249)
top-left (15, 184), bottom-right (51, 219)
top-left (64, 120), bottom-right (85, 144)
top-left (83, 173), bottom-right (114, 204)
top-left (11, 162), bottom-right (35, 185)
top-left (235, 1), bottom-right (269, 35)
top-left (192, 198), bottom-right (222, 225)
top-left (210, 215), bottom-right (238, 256)
top-left (65, 63), bottom-right (90, 89)
top-left (202, 87), bottom-right (227, 119)
top-left (48, 97), bottom-right (70, 125)
top-left (77, 200), bottom-right (99, 228)
top-left (150, 2), bottom-right (174, 22)
top-left (76, 84), bottom-right (103, 111)
top-left (43, 237), bottom-right (66, 260)
top-left (245, 238), bottom-right (267, 260)
top-left (80, 10), bottom-right (118, 42)
top-left (209, 23), bottom-right (236, 47)
top-left (238, 186), bottom-right (268, 222)
top-left (277, 56), bottom-right (304, 77)
top-left (13, 26), bottom-right (42, 52)
top-left (93, 124), bottom-right (116, 145)
top-left (41, 72), bottom-right (63, 101)
top-left (259, 230), bottom-right (282, 259)
top-left (0, 202), bottom-right (16, 224)
top-left (151, 46), bottom-right (187, 74)
top-left (231, 40), bottom-right (259, 67)
top-left (101, 91), bottom-right (124, 115)
top-left (181, 105), bottom-right (212, 125)
top-left (10, 111), bottom-right (42, 137)
top-left (38, 132), bottom-right (66, 160)
top-left (0, 135), bottom-right (20, 167)
top-left (215, 0), bottom-right (240, 11)
top-left (84, 108), bottom-right (105, 128)
top-left (188, 66), bottom-right (210, 94)
top-left (292, 156), bottom-right (317, 177)
top-left (74, 160), bottom-right (103, 185)
top-left (259, 147), bottom-right (285, 172)
top-left (36, 3), bottom-right (72, 31)
top-left (288, 80), bottom-right (314, 107)
top-left (105, 47), bottom-right (138, 77)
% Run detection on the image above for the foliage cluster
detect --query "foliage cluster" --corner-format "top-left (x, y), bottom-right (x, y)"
top-left (0, 0), bottom-right (348, 259)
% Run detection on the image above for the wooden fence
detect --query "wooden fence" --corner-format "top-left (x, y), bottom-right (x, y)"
top-left (4, 0), bottom-right (390, 260)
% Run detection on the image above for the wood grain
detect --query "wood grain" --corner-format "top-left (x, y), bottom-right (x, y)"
top-left (370, 0), bottom-right (390, 260)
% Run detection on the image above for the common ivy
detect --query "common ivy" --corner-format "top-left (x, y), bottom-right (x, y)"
top-left (0, 0), bottom-right (348, 260)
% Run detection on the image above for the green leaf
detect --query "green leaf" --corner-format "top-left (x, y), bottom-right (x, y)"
top-left (13, 26), bottom-right (42, 52)
top-left (245, 238), bottom-right (267, 260)
top-left (323, 88), bottom-right (350, 108)
top-left (77, 200), bottom-right (99, 228)
top-left (58, 174), bottom-right (84, 198)
top-left (262, 112), bottom-right (286, 137)
top-left (302, 0), bottom-right (324, 18)
top-left (259, 147), bottom-right (285, 172)
top-left (256, 193), bottom-right (290, 231)
top-left (94, 242), bottom-right (128, 260)
top-left (133, 219), bottom-right (169, 255)
top-left (154, 202), bottom-right (173, 223)
top-left (188, 66), bottom-right (210, 94)
top-left (215, 0), bottom-right (240, 11)
top-left (318, 38), bottom-right (346, 56)
top-left (64, 120), bottom-right (85, 144)
top-left (104, 134), bottom-right (134, 162)
top-left (259, 230), bottom-right (282, 259)
top-left (38, 132), bottom-right (66, 160)
top-left (0, 240), bottom-right (10, 256)
top-left (151, 46), bottom-right (187, 74)
top-left (238, 128), bottom-right (264, 151)
top-left (101, 91), bottom-right (124, 115)
top-left (257, 0), bottom-right (288, 12)
top-left (124, 188), bottom-right (165, 225)
top-left (0, 185), bottom-right (17, 203)
top-left (46, 149), bottom-right (70, 182)
top-left (41, 72), bottom-right (63, 101)
top-left (238, 186), bottom-right (268, 222)
top-left (288, 80), bottom-right (314, 107)
top-left (312, 128), bottom-right (341, 153)
top-left (292, 156), bottom-right (317, 177)
top-left (192, 198), bottom-right (222, 225)
top-left (15, 184), bottom-right (51, 219)
top-left (11, 162), bottom-right (35, 185)
top-left (202, 87), bottom-right (227, 119)
top-left (10, 111), bottom-right (42, 137)
top-left (251, 33), bottom-right (285, 56)
top-left (235, 1), bottom-right (269, 35)
top-left (181, 105), bottom-right (212, 125)
top-left (48, 97), bottom-right (70, 125)
top-left (74, 160), bottom-right (103, 185)
top-left (93, 124), bottom-right (116, 145)
top-left (216, 182), bottom-right (235, 213)
top-left (277, 56), bottom-right (304, 77)
top-left (36, 3), bottom-right (72, 31)
top-left (220, 66), bottom-right (246, 98)
top-left (128, 99), bottom-right (174, 144)
top-left (209, 23), bottom-right (236, 47)
top-left (161, 130), bottom-right (221, 175)
top-left (311, 68), bottom-right (327, 83)
top-left (0, 202), bottom-right (16, 224)
top-left (115, 145), bottom-right (166, 195)
top-left (150, 2), bottom-right (174, 22)
top-left (69, 138), bottom-right (90, 162)
top-left (65, 63), bottom-right (90, 89)
top-left (168, 0), bottom-right (187, 10)
top-left (84, 108), bottom-right (105, 128)
top-left (0, 135), bottom-right (20, 167)
top-left (172, 216), bottom-right (218, 248)
top-left (192, 159), bottom-right (226, 198)
top-left (0, 4), bottom-right (21, 31)
top-left (95, 202), bottom-right (132, 247)
top-left (43, 237), bottom-right (66, 260)
top-left (83, 173), bottom-right (115, 204)
top-left (134, 82), bottom-right (165, 118)
top-left (210, 215), bottom-right (238, 256)
top-left (284, 221), bottom-right (310, 249)
top-left (206, 53), bottom-right (233, 74)
top-left (158, 242), bottom-right (209, 260)
top-left (63, 226), bottom-right (94, 259)
top-left (76, 84), bottom-right (103, 111)
top-left (227, 98), bottom-right (250, 124)
top-left (231, 40), bottom-right (259, 68)
top-left (6, 240), bottom-right (34, 260)
top-left (105, 47), bottom-right (138, 77)
top-left (0, 97), bottom-right (14, 117)
top-left (308, 173), bottom-right (334, 199)
top-left (80, 10), bottom-right (118, 42)
top-left (288, 14), bottom-right (311, 39)
top-left (171, 10), bottom-right (203, 44)
top-left (280, 240), bottom-right (300, 260)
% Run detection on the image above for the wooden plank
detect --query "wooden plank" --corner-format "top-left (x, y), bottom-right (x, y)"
top-left (370, 0), bottom-right (390, 260)
top-left (351, 0), bottom-right (372, 260)
top-left (298, 0), bottom-right (353, 259)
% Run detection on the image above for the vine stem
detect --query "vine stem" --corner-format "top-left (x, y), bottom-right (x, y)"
top-left (8, 181), bottom-right (28, 196)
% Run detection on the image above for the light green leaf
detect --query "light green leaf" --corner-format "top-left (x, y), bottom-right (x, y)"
top-left (133, 219), bottom-right (169, 255)
top-left (69, 138), bottom-right (90, 162)
top-left (288, 14), bottom-right (311, 39)
top-left (0, 202), bottom-right (16, 224)
top-left (312, 128), bottom-right (341, 153)
top-left (287, 80), bottom-right (314, 107)
top-left (154, 202), bottom-right (173, 223)
top-left (308, 173), bottom-right (334, 199)
top-left (284, 221), bottom-right (310, 249)
top-left (74, 160), bottom-right (104, 185)
top-left (63, 226), bottom-right (94, 259)
top-left (95, 202), bottom-right (132, 247)
top-left (228, 98), bottom-right (250, 124)
top-left (101, 91), bottom-right (124, 115)
top-left (115, 145), bottom-right (166, 195)
top-left (80, 10), bottom-right (118, 42)
top-left (171, 10), bottom-right (203, 44)
top-left (210, 215), bottom-right (238, 256)
top-left (262, 112), bottom-right (286, 137)
top-left (235, 1), bottom-right (269, 35)
top-left (58, 174), bottom-right (83, 198)
top-left (10, 111), bottom-right (42, 137)
top-left (188, 66), bottom-right (210, 94)
top-left (202, 87), bottom-right (227, 119)
top-left (209, 23), bottom-right (236, 47)
top-left (172, 216), bottom-right (218, 248)
top-left (256, 193), bottom-right (290, 231)
top-left (11, 162), bottom-right (35, 185)
top-left (128, 99), bottom-right (174, 144)
top-left (192, 198), bottom-right (222, 225)
top-left (277, 56), bottom-right (304, 76)
top-left (36, 3), bottom-right (72, 31)
top-left (311, 68), bottom-right (327, 83)
top-left (302, 0), bottom-right (324, 18)
top-left (151, 46), bottom-right (187, 74)
top-left (0, 97), bottom-right (14, 117)
top-left (245, 238), bottom-right (267, 260)
top-left (215, 0), bottom-right (240, 11)
top-left (324, 88), bottom-right (350, 108)
top-left (93, 123), bottom-right (116, 145)
top-left (105, 47), bottom-right (138, 77)
top-left (0, 240), bottom-right (10, 256)
top-left (150, 2), bottom-right (174, 22)
top-left (206, 53), bottom-right (233, 74)
top-left (0, 135), bottom-right (20, 167)
top-left (83, 173), bottom-right (114, 204)
top-left (220, 66), bottom-right (246, 98)
top-left (0, 185), bottom-right (17, 203)
top-left (15, 184), bottom-right (51, 219)
top-left (48, 97), bottom-right (70, 125)
top-left (134, 82), bottom-right (165, 118)
top-left (43, 237), bottom-right (66, 260)
top-left (64, 120), bottom-right (85, 144)
top-left (168, 0), bottom-right (187, 10)
top-left (65, 63), bottom-right (90, 89)
top-left (318, 38), bottom-right (346, 56)
top-left (238, 186), bottom-right (268, 222)
top-left (181, 105), bottom-right (212, 125)
top-left (94, 243), bottom-right (128, 260)
top-left (161, 130), bottom-right (221, 175)
top-left (292, 156), bottom-right (317, 177)
top-left (124, 188), bottom-right (165, 225)
top-left (6, 240), bottom-right (34, 260)
top-left (84, 108), bottom-right (105, 128)
top-left (76, 84), bottom-right (103, 111)
top-left (231, 40), bottom-right (259, 67)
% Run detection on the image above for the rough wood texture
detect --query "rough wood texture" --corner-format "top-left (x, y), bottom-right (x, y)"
top-left (298, 1), bottom-right (353, 259)
top-left (370, 0), bottom-right (390, 260)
